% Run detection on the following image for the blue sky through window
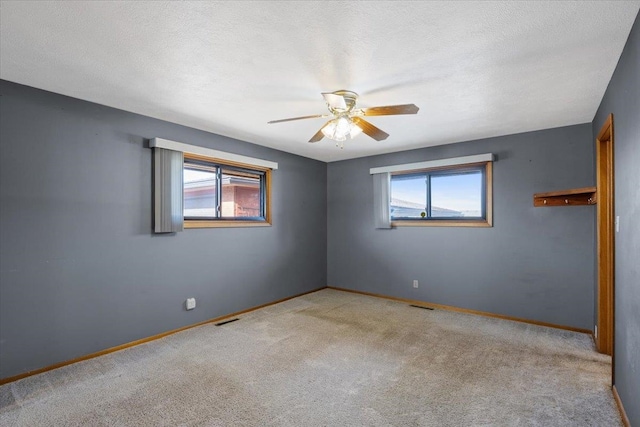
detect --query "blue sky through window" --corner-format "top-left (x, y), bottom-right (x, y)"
top-left (432, 172), bottom-right (481, 216)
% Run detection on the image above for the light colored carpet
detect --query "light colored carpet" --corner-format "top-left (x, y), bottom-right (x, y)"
top-left (0, 289), bottom-right (620, 426)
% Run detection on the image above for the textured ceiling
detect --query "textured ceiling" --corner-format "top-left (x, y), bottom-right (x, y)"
top-left (1, 1), bottom-right (639, 162)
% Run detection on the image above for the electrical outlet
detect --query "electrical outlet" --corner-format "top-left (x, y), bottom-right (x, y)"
top-left (186, 298), bottom-right (196, 310)
top-left (615, 216), bottom-right (620, 233)
top-left (413, 280), bottom-right (419, 289)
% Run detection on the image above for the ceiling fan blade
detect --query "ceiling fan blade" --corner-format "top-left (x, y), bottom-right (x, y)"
top-left (268, 114), bottom-right (327, 124)
top-left (361, 104), bottom-right (419, 116)
top-left (351, 117), bottom-right (389, 141)
top-left (322, 92), bottom-right (347, 110)
top-left (308, 126), bottom-right (326, 143)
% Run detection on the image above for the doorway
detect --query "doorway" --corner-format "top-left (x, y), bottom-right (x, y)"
top-left (595, 113), bottom-right (614, 363)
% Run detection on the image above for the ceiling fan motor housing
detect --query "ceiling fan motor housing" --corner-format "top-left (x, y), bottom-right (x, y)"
top-left (327, 90), bottom-right (358, 114)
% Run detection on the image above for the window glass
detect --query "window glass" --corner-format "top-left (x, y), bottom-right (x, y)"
top-left (183, 157), bottom-right (267, 223)
top-left (430, 171), bottom-right (482, 218)
top-left (390, 175), bottom-right (427, 219)
top-left (390, 163), bottom-right (487, 223)
top-left (221, 168), bottom-right (262, 218)
top-left (184, 165), bottom-right (218, 218)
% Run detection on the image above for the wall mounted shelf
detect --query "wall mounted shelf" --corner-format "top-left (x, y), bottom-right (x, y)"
top-left (533, 186), bottom-right (597, 207)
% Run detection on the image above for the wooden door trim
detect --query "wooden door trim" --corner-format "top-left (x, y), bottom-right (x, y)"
top-left (596, 113), bottom-right (614, 361)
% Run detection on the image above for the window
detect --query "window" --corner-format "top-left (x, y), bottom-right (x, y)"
top-left (390, 162), bottom-right (492, 227)
top-left (183, 154), bottom-right (271, 228)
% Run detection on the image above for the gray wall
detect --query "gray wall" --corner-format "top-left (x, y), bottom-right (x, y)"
top-left (593, 12), bottom-right (640, 426)
top-left (0, 80), bottom-right (327, 379)
top-left (328, 124), bottom-right (595, 330)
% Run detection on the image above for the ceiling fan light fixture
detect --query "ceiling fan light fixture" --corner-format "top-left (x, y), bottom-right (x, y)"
top-left (336, 116), bottom-right (351, 136)
top-left (321, 120), bottom-right (337, 139)
top-left (349, 123), bottom-right (363, 139)
top-left (322, 116), bottom-right (361, 143)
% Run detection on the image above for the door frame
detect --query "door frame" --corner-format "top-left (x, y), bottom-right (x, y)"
top-left (595, 113), bottom-right (614, 368)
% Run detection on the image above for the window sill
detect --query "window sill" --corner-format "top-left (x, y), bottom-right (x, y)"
top-left (185, 220), bottom-right (271, 229)
top-left (391, 220), bottom-right (492, 228)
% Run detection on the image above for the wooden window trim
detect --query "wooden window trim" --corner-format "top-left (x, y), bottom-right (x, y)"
top-left (183, 153), bottom-right (272, 229)
top-left (391, 161), bottom-right (493, 228)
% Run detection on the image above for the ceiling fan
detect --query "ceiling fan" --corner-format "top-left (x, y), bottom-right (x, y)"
top-left (267, 90), bottom-right (419, 147)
